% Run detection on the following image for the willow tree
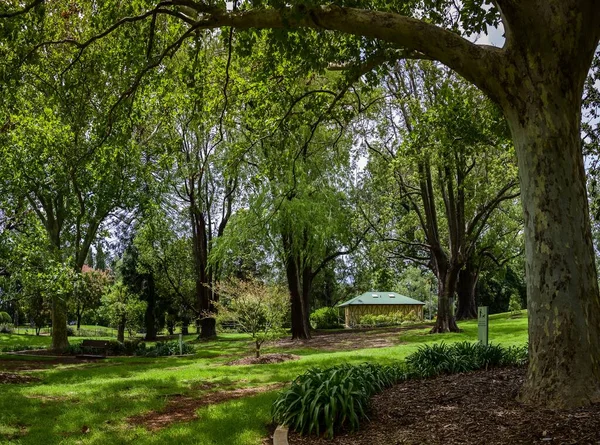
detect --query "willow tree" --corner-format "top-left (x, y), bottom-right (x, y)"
top-left (215, 73), bottom-right (364, 339)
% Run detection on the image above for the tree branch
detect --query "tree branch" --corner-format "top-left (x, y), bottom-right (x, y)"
top-left (185, 5), bottom-right (505, 99)
top-left (0, 0), bottom-right (44, 18)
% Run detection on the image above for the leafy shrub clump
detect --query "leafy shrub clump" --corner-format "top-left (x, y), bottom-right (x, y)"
top-left (508, 294), bottom-right (523, 317)
top-left (272, 363), bottom-right (409, 438)
top-left (358, 310), bottom-right (420, 328)
top-left (0, 312), bottom-right (12, 334)
top-left (0, 325), bottom-right (13, 334)
top-left (65, 343), bottom-right (82, 355)
top-left (138, 340), bottom-right (195, 357)
top-left (310, 307), bottom-right (342, 329)
top-left (64, 339), bottom-right (145, 356)
top-left (405, 341), bottom-right (528, 378)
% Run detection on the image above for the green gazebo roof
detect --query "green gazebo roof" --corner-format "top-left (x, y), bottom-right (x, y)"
top-left (337, 291), bottom-right (425, 307)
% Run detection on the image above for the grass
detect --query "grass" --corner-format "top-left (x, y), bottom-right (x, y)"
top-left (0, 311), bottom-right (528, 444)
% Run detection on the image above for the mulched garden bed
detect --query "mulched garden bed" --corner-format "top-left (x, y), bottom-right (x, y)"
top-left (227, 353), bottom-right (300, 366)
top-left (287, 367), bottom-right (600, 445)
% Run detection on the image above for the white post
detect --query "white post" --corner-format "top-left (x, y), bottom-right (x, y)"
top-left (179, 333), bottom-right (183, 356)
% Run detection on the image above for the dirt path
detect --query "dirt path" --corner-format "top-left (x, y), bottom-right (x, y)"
top-left (275, 324), bottom-right (432, 351)
top-left (288, 367), bottom-right (600, 445)
top-left (127, 383), bottom-right (285, 431)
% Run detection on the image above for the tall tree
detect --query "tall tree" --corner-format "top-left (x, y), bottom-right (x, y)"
top-left (362, 62), bottom-right (518, 333)
top-left (0, 34), bottom-right (146, 350)
top-left (163, 38), bottom-right (243, 339)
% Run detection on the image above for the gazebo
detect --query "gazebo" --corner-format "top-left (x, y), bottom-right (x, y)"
top-left (338, 291), bottom-right (425, 327)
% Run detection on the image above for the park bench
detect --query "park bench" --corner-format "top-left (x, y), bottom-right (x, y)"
top-left (77, 340), bottom-right (109, 358)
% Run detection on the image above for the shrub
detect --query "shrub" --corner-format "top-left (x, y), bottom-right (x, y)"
top-left (508, 294), bottom-right (523, 316)
top-left (310, 307), bottom-right (342, 329)
top-left (0, 325), bottom-right (13, 334)
top-left (66, 326), bottom-right (76, 337)
top-left (358, 311), bottom-right (414, 328)
top-left (0, 311), bottom-right (12, 325)
top-left (65, 343), bottom-right (83, 355)
top-left (405, 341), bottom-right (528, 378)
top-left (272, 363), bottom-right (409, 438)
top-left (123, 339), bottom-right (144, 355)
top-left (216, 278), bottom-right (289, 358)
top-left (138, 340), bottom-right (194, 357)
top-left (404, 310), bottom-right (419, 322)
top-left (504, 343), bottom-right (529, 366)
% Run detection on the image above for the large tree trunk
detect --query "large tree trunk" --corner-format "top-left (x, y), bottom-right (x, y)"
top-left (505, 95), bottom-right (600, 407)
top-left (282, 232), bottom-right (311, 340)
top-left (51, 295), bottom-right (69, 351)
top-left (117, 317), bottom-right (125, 343)
top-left (302, 265), bottom-right (313, 333)
top-left (456, 262), bottom-right (478, 320)
top-left (285, 254), bottom-right (311, 339)
top-left (76, 304), bottom-right (82, 331)
top-left (191, 207), bottom-right (216, 340)
top-left (431, 265), bottom-right (460, 333)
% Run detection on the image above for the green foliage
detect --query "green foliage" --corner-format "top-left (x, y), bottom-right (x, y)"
top-left (508, 293), bottom-right (523, 316)
top-left (217, 278), bottom-right (289, 357)
top-left (405, 341), bottom-right (528, 378)
top-left (0, 311), bottom-right (12, 332)
top-left (100, 282), bottom-right (146, 338)
top-left (0, 311), bottom-right (11, 325)
top-left (138, 341), bottom-right (195, 357)
top-left (478, 264), bottom-right (526, 314)
top-left (65, 339), bottom-right (147, 356)
top-left (309, 307), bottom-right (342, 329)
top-left (272, 363), bottom-right (408, 439)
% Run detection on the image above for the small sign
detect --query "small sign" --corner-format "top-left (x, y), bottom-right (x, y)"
top-left (478, 306), bottom-right (489, 346)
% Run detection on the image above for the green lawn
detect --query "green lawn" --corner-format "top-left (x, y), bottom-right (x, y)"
top-left (0, 312), bottom-right (528, 445)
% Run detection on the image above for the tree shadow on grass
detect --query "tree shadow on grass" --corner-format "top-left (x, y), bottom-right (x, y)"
top-left (143, 391), bottom-right (279, 445)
